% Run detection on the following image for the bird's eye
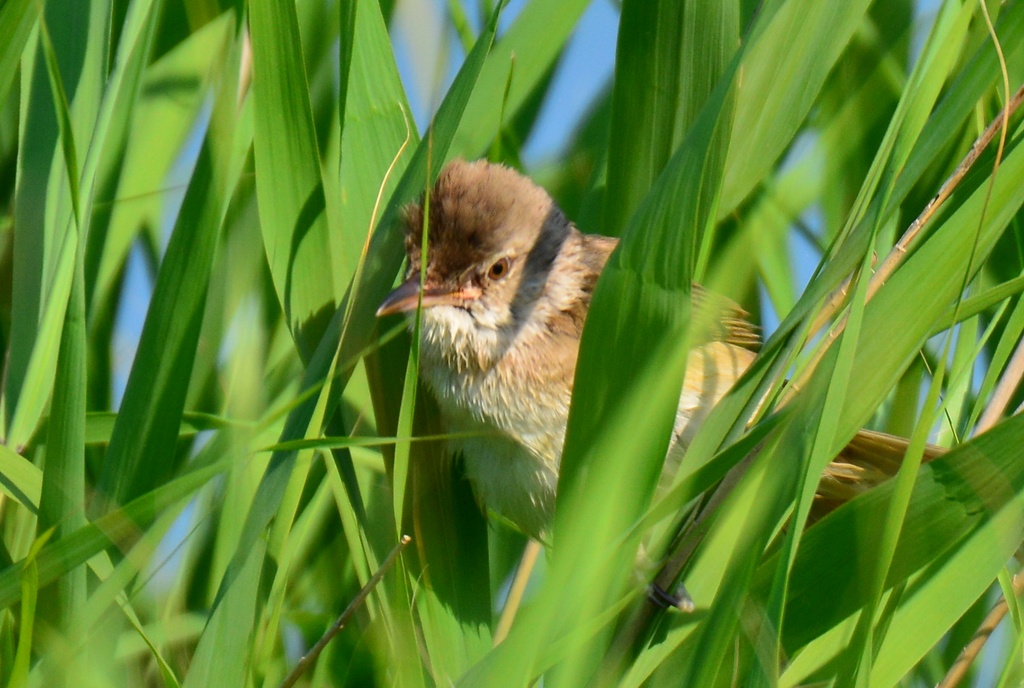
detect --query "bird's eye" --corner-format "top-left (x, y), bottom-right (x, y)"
top-left (488, 257), bottom-right (511, 281)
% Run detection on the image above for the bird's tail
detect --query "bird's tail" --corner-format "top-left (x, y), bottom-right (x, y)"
top-left (814, 429), bottom-right (945, 516)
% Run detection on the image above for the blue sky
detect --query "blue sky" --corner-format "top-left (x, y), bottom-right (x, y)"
top-left (392, 0), bottom-right (620, 166)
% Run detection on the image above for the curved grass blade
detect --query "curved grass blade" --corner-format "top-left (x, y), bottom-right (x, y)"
top-left (95, 24), bottom-right (238, 509)
top-left (771, 413), bottom-right (1024, 681)
top-left (0, 0), bottom-right (38, 104)
top-left (193, 4), bottom-right (502, 683)
top-left (602, 0), bottom-right (739, 236)
top-left (0, 448), bottom-right (236, 611)
top-left (451, 0), bottom-right (590, 157)
top-left (250, 0), bottom-right (337, 358)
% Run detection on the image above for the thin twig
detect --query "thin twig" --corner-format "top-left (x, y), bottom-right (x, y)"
top-left (278, 535), bottom-right (412, 688)
top-left (975, 336), bottom-right (1024, 434)
top-left (338, 103), bottom-right (413, 348)
top-left (914, 7), bottom-right (1019, 684)
top-left (783, 81), bottom-right (1024, 404)
top-left (809, 254), bottom-right (878, 340)
top-left (937, 570), bottom-right (1024, 688)
top-left (969, 0), bottom-right (1018, 436)
top-left (494, 539), bottom-right (542, 645)
top-left (937, 18), bottom-right (1024, 682)
top-left (807, 81), bottom-right (1024, 339)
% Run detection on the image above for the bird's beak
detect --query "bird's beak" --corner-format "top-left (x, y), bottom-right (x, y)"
top-left (376, 276), bottom-right (478, 317)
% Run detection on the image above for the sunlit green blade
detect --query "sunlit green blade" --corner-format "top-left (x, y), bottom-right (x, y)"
top-left (767, 0), bottom-right (1024, 344)
top-left (885, 1), bottom-right (1024, 224)
top-left (327, 6), bottom-right (422, 661)
top-left (180, 535), bottom-right (266, 688)
top-left (10, 536), bottom-right (45, 686)
top-left (35, 0), bottom-right (171, 646)
top-left (4, 0), bottom-right (110, 449)
top-left (817, 4), bottom-right (913, 237)
top-left (324, 0), bottom-right (417, 580)
top-left (703, 117), bottom-right (1023, 687)
top-left (332, 0), bottom-right (415, 295)
top-left (95, 22), bottom-right (237, 508)
top-left (250, 0), bottom-right (337, 358)
top-left (627, 118), bottom-right (1024, 686)
top-left (252, 474), bottom-right (333, 686)
top-left (36, 236), bottom-right (86, 629)
top-left (0, 451), bottom-right (235, 610)
top-left (189, 0), bottom-right (417, 680)
top-left (194, 3), bottom-right (501, 684)
top-left (762, 4), bottom-right (978, 683)
top-left (0, 444), bottom-right (40, 511)
top-left (774, 413), bottom-right (1024, 681)
top-left (4, 231), bottom-right (75, 449)
top-left (933, 274), bottom-right (1024, 333)
top-left (86, 13), bottom-right (228, 312)
top-left (602, 0), bottom-right (738, 237)
top-left (5, 0), bottom-right (167, 449)
top-left (462, 15), bottom-right (742, 688)
top-left (348, 2), bottom-right (505, 678)
top-left (0, 0), bottom-right (38, 105)
top-left (721, 0), bottom-right (874, 214)
top-left (963, 289), bottom-right (1024, 432)
top-left (4, 0), bottom-right (1024, 683)
top-left (836, 137), bottom-right (1024, 444)
top-left (77, 533), bottom-right (184, 688)
top-left (451, 0), bottom-right (590, 157)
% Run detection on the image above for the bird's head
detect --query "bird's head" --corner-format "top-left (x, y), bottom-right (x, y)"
top-left (377, 160), bottom-right (574, 358)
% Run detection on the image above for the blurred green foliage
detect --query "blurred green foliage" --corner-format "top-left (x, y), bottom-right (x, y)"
top-left (0, 0), bottom-right (1023, 686)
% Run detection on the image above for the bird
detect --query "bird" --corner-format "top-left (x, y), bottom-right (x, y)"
top-left (376, 159), bottom-right (938, 540)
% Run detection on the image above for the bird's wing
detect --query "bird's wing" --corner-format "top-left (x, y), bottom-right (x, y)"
top-left (579, 233), bottom-right (760, 348)
top-left (579, 233), bottom-right (619, 274)
top-left (691, 284), bottom-right (761, 349)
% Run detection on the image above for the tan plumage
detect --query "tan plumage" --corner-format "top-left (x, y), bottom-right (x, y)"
top-left (377, 159), bottom-right (940, 538)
